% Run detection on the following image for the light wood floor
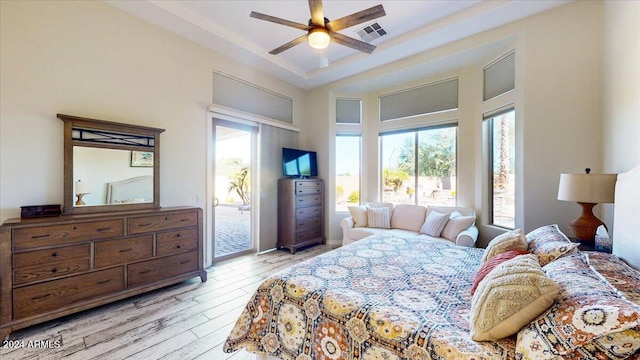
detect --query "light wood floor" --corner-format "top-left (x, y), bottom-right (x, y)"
top-left (1, 244), bottom-right (339, 360)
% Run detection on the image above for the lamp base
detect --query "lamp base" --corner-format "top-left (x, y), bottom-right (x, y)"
top-left (569, 202), bottom-right (603, 247)
top-left (75, 193), bottom-right (86, 206)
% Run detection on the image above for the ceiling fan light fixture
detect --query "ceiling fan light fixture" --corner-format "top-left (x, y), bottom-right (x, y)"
top-left (308, 28), bottom-right (330, 49)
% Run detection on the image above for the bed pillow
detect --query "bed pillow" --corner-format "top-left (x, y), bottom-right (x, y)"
top-left (366, 207), bottom-right (391, 229)
top-left (470, 254), bottom-right (560, 341)
top-left (348, 206), bottom-right (368, 227)
top-left (516, 253), bottom-right (640, 359)
top-left (419, 210), bottom-right (449, 237)
top-left (471, 250), bottom-right (529, 295)
top-left (481, 228), bottom-right (528, 263)
top-left (441, 211), bottom-right (476, 242)
top-left (526, 224), bottom-right (578, 266)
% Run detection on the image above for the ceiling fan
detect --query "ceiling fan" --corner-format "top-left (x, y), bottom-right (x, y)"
top-left (250, 0), bottom-right (386, 55)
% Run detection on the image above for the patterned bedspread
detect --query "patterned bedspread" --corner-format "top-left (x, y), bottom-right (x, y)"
top-left (223, 234), bottom-right (516, 359)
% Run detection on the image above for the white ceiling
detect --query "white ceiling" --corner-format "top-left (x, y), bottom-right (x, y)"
top-left (104, 0), bottom-right (571, 90)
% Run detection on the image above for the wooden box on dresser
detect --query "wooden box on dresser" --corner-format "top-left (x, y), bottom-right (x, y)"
top-left (0, 206), bottom-right (206, 339)
top-left (277, 178), bottom-right (325, 254)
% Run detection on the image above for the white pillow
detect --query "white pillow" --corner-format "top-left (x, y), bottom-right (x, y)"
top-left (441, 211), bottom-right (476, 241)
top-left (419, 210), bottom-right (450, 237)
top-left (366, 207), bottom-right (391, 229)
top-left (348, 206), bottom-right (368, 227)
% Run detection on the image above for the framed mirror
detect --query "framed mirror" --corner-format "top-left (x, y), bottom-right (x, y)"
top-left (59, 114), bottom-right (165, 214)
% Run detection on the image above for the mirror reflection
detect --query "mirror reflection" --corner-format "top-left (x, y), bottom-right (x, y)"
top-left (73, 147), bottom-right (153, 207)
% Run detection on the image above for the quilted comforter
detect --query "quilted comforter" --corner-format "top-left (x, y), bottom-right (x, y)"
top-left (223, 234), bottom-right (516, 359)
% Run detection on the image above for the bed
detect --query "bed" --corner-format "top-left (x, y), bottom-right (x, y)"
top-left (105, 175), bottom-right (153, 204)
top-left (224, 166), bottom-right (640, 360)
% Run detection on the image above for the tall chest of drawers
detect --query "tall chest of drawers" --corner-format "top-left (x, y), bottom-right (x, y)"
top-left (0, 207), bottom-right (206, 339)
top-left (277, 178), bottom-right (325, 253)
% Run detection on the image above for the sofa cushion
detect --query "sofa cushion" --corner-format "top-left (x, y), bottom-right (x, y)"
top-left (348, 206), bottom-right (368, 227)
top-left (366, 207), bottom-right (391, 229)
top-left (441, 211), bottom-right (476, 242)
top-left (420, 210), bottom-right (450, 237)
top-left (416, 234), bottom-right (454, 245)
top-left (349, 227), bottom-right (389, 241)
top-left (390, 204), bottom-right (427, 232)
top-left (386, 229), bottom-right (420, 239)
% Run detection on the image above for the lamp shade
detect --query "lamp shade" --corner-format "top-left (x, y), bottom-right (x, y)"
top-left (557, 173), bottom-right (617, 203)
top-left (75, 180), bottom-right (91, 195)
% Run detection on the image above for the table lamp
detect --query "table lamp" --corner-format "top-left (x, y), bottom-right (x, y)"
top-left (557, 168), bottom-right (616, 246)
top-left (75, 180), bottom-right (91, 206)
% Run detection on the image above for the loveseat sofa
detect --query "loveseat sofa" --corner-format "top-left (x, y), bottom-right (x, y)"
top-left (340, 203), bottom-right (478, 247)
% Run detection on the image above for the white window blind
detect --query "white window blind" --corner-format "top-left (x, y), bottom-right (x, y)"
top-left (336, 98), bottom-right (362, 124)
top-left (379, 78), bottom-right (458, 122)
top-left (483, 51), bottom-right (515, 101)
top-left (213, 72), bottom-right (293, 123)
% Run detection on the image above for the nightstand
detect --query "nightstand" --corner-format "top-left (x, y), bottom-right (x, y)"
top-left (569, 237), bottom-right (611, 253)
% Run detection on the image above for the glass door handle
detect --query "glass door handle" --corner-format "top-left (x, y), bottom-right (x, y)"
top-left (214, 198), bottom-right (219, 207)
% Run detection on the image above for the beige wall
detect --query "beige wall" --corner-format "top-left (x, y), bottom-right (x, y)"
top-left (313, 1), bottom-right (606, 244)
top-left (0, 0), bottom-right (307, 226)
top-left (602, 0), bottom-right (640, 229)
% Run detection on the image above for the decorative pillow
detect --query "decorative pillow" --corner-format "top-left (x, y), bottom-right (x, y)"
top-left (366, 202), bottom-right (395, 216)
top-left (471, 250), bottom-right (529, 295)
top-left (348, 206), bottom-right (368, 227)
top-left (516, 253), bottom-right (640, 359)
top-left (470, 254), bottom-right (560, 341)
top-left (366, 207), bottom-right (391, 229)
top-left (390, 204), bottom-right (427, 232)
top-left (441, 211), bottom-right (476, 242)
top-left (481, 228), bottom-right (528, 263)
top-left (526, 224), bottom-right (578, 266)
top-left (419, 210), bottom-right (449, 237)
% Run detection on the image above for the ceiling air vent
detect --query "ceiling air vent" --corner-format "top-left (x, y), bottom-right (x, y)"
top-left (356, 22), bottom-right (387, 43)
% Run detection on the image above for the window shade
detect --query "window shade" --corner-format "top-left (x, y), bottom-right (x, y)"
top-left (336, 98), bottom-right (362, 124)
top-left (483, 51), bottom-right (515, 101)
top-left (379, 78), bottom-right (458, 122)
top-left (213, 72), bottom-right (293, 123)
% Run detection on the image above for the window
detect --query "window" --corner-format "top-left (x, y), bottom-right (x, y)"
top-left (335, 135), bottom-right (361, 211)
top-left (486, 109), bottom-right (515, 228)
top-left (380, 125), bottom-right (457, 206)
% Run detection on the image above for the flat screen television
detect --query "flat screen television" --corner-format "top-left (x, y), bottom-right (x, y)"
top-left (282, 147), bottom-right (318, 178)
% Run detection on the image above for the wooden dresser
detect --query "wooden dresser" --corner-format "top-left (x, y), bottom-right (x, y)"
top-left (277, 178), bottom-right (325, 253)
top-left (0, 206), bottom-right (206, 339)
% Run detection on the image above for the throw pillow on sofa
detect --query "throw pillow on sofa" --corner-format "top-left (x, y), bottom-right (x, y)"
top-left (348, 205), bottom-right (368, 227)
top-left (441, 211), bottom-right (476, 242)
top-left (419, 210), bottom-right (450, 237)
top-left (366, 207), bottom-right (391, 229)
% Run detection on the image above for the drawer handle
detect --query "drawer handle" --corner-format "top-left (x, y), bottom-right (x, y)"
top-left (51, 268), bottom-right (57, 273)
top-left (176, 233), bottom-right (181, 238)
top-left (51, 252), bottom-right (58, 257)
top-left (176, 245), bottom-right (182, 249)
top-left (32, 234), bottom-right (51, 239)
top-left (31, 294), bottom-right (51, 301)
top-left (137, 223), bottom-right (152, 227)
top-left (139, 270), bottom-right (151, 274)
top-left (97, 227), bottom-right (112, 232)
top-left (119, 248), bottom-right (132, 253)
top-left (180, 260), bottom-right (190, 265)
top-left (179, 218), bottom-right (189, 222)
top-left (97, 279), bottom-right (112, 285)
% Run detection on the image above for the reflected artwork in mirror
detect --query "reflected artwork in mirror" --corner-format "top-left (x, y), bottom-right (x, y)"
top-left (59, 114), bottom-right (165, 214)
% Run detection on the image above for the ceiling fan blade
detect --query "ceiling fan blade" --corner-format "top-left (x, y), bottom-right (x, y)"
top-left (250, 11), bottom-right (310, 31)
top-left (331, 32), bottom-right (376, 54)
top-left (327, 4), bottom-right (386, 32)
top-left (308, 0), bottom-right (324, 26)
top-left (269, 34), bottom-right (309, 55)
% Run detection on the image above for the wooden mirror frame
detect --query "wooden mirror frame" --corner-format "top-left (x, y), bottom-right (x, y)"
top-left (59, 114), bottom-right (165, 214)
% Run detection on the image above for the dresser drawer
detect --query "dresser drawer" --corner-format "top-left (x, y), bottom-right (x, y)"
top-left (95, 235), bottom-right (153, 268)
top-left (14, 258), bottom-right (90, 285)
top-left (128, 212), bottom-right (198, 234)
top-left (157, 228), bottom-right (198, 256)
top-left (13, 267), bottom-right (124, 319)
top-left (295, 181), bottom-right (322, 195)
top-left (295, 194), bottom-right (322, 207)
top-left (13, 244), bottom-right (90, 269)
top-left (295, 205), bottom-right (322, 219)
top-left (13, 220), bottom-right (123, 250)
top-left (296, 217), bottom-right (322, 231)
top-left (127, 251), bottom-right (198, 288)
top-left (296, 228), bottom-right (322, 242)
